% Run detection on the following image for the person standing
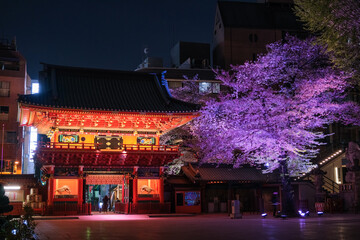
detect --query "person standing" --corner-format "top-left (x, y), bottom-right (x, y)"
top-left (271, 192), bottom-right (279, 217)
top-left (103, 195), bottom-right (109, 213)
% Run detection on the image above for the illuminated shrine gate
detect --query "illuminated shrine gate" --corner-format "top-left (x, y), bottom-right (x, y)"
top-left (18, 64), bottom-right (199, 215)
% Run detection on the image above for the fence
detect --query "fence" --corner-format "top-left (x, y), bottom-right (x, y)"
top-left (49, 202), bottom-right (91, 215)
top-left (131, 202), bottom-right (171, 214)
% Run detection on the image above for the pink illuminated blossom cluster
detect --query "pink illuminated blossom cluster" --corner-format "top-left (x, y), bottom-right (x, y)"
top-left (194, 36), bottom-right (360, 176)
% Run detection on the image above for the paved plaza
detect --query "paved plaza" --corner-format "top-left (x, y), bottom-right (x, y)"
top-left (35, 213), bottom-right (360, 240)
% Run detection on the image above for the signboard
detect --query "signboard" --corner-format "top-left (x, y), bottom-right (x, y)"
top-left (95, 136), bottom-right (123, 149)
top-left (58, 135), bottom-right (79, 143)
top-left (137, 137), bottom-right (156, 145)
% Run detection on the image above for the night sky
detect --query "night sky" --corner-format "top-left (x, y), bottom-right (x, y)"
top-left (0, 0), bottom-right (223, 79)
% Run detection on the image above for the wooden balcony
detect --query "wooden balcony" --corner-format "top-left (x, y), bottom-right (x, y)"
top-left (39, 142), bottom-right (179, 152)
top-left (35, 142), bottom-right (180, 168)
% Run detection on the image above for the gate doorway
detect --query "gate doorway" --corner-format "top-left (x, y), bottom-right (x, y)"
top-left (85, 174), bottom-right (125, 212)
top-left (87, 184), bottom-right (122, 212)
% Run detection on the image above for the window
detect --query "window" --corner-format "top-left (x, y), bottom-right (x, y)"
top-left (3, 160), bottom-right (12, 172)
top-left (54, 179), bottom-right (79, 199)
top-left (212, 83), bottom-right (220, 93)
top-left (137, 179), bottom-right (160, 199)
top-left (199, 82), bottom-right (211, 93)
top-left (185, 192), bottom-right (201, 206)
top-left (32, 82), bottom-right (39, 94)
top-left (168, 81), bottom-right (182, 89)
top-left (176, 193), bottom-right (184, 206)
top-left (249, 34), bottom-right (258, 43)
top-left (199, 82), bottom-right (221, 94)
top-left (6, 131), bottom-right (17, 143)
top-left (0, 106), bottom-right (9, 120)
top-left (176, 191), bottom-right (201, 206)
top-left (5, 189), bottom-right (24, 202)
top-left (0, 60), bottom-right (19, 71)
top-left (0, 81), bottom-right (10, 97)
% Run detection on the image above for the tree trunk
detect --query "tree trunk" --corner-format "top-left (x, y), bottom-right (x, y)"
top-left (279, 160), bottom-right (297, 216)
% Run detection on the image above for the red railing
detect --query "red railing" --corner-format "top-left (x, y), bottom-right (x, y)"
top-left (40, 142), bottom-right (97, 150)
top-left (39, 142), bottom-right (179, 152)
top-left (130, 202), bottom-right (171, 214)
top-left (115, 202), bottom-right (129, 214)
top-left (49, 202), bottom-right (91, 215)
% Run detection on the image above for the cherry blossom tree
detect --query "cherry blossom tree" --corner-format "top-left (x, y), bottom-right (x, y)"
top-left (194, 36), bottom-right (360, 215)
top-left (161, 75), bottom-right (211, 175)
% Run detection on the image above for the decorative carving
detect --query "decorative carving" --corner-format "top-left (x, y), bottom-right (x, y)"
top-left (140, 185), bottom-right (154, 194)
top-left (55, 185), bottom-right (71, 194)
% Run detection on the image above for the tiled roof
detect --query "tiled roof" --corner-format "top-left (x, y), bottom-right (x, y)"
top-left (218, 1), bottom-right (302, 30)
top-left (136, 67), bottom-right (217, 81)
top-left (18, 64), bottom-right (200, 113)
top-left (182, 164), bottom-right (280, 183)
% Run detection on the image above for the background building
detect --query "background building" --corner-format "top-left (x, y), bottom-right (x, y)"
top-left (0, 38), bottom-right (31, 174)
top-left (213, 0), bottom-right (305, 69)
top-left (136, 41), bottom-right (222, 100)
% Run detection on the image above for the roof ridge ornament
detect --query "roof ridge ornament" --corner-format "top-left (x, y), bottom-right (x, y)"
top-left (161, 70), bottom-right (171, 97)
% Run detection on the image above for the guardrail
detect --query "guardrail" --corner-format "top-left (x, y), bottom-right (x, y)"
top-left (50, 202), bottom-right (91, 215)
top-left (323, 175), bottom-right (340, 194)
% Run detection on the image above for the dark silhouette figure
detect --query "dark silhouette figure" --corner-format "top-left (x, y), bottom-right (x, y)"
top-left (0, 183), bottom-right (14, 239)
top-left (102, 195), bottom-right (109, 213)
top-left (0, 184), bottom-right (13, 214)
top-left (271, 192), bottom-right (279, 217)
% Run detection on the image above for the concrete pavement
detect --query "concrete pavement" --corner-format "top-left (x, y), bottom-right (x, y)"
top-left (35, 213), bottom-right (360, 240)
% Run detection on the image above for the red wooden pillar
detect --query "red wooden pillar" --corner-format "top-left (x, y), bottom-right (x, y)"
top-left (133, 167), bottom-right (138, 204)
top-left (159, 167), bottom-right (164, 204)
top-left (124, 174), bottom-right (130, 213)
top-left (123, 174), bottom-right (130, 204)
top-left (46, 165), bottom-right (55, 207)
top-left (48, 178), bottom-right (54, 206)
top-left (122, 175), bottom-right (125, 203)
top-left (78, 166), bottom-right (84, 205)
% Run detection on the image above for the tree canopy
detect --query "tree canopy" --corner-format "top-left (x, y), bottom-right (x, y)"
top-left (294, 0), bottom-right (360, 80)
top-left (194, 36), bottom-right (359, 176)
